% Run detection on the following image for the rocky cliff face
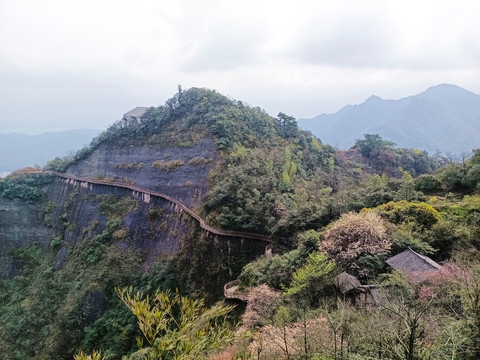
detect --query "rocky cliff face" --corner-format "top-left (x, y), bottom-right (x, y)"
top-left (0, 137), bottom-right (218, 278)
top-left (0, 198), bottom-right (55, 278)
top-left (43, 177), bottom-right (195, 271)
top-left (0, 135), bottom-right (268, 301)
top-left (66, 137), bottom-right (219, 208)
top-left (0, 173), bottom-right (201, 278)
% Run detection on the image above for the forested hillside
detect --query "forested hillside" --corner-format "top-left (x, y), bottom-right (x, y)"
top-left (1, 87), bottom-right (479, 360)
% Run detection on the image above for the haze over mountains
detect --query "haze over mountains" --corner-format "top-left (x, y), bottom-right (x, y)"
top-left (298, 84), bottom-right (480, 155)
top-left (2, 83), bottom-right (479, 178)
top-left (0, 129), bottom-right (101, 176)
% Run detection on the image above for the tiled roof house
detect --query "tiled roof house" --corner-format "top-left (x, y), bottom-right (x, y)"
top-left (386, 247), bottom-right (442, 282)
top-left (336, 272), bottom-right (379, 308)
top-left (122, 107), bottom-right (149, 123)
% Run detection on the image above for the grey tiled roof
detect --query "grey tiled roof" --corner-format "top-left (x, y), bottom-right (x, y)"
top-left (386, 247), bottom-right (442, 273)
top-left (336, 272), bottom-right (361, 294)
top-left (123, 107), bottom-right (149, 122)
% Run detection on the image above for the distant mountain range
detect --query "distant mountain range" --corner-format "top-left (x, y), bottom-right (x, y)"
top-left (0, 129), bottom-right (101, 177)
top-left (298, 84), bottom-right (480, 155)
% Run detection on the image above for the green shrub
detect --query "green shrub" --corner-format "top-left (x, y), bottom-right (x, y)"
top-left (2, 182), bottom-right (45, 201)
top-left (45, 156), bottom-right (74, 172)
top-left (375, 200), bottom-right (441, 229)
top-left (111, 163), bottom-right (136, 170)
top-left (50, 237), bottom-right (63, 251)
top-left (187, 157), bottom-right (213, 165)
top-left (151, 159), bottom-right (185, 171)
top-left (98, 196), bottom-right (138, 219)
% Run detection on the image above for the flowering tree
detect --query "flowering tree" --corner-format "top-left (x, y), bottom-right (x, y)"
top-left (320, 211), bottom-right (391, 278)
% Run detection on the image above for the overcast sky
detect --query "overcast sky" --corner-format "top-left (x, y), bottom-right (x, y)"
top-left (1, 0), bottom-right (479, 134)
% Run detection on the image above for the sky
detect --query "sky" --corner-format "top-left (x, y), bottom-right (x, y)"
top-left (1, 0), bottom-right (479, 134)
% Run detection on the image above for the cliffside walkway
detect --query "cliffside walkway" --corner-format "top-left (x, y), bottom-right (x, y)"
top-left (224, 280), bottom-right (249, 302)
top-left (25, 170), bottom-right (272, 244)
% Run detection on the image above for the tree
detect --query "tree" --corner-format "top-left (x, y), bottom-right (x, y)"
top-left (382, 296), bottom-right (435, 360)
top-left (116, 287), bottom-right (236, 359)
top-left (414, 174), bottom-right (442, 194)
top-left (284, 252), bottom-right (335, 298)
top-left (439, 163), bottom-right (467, 193)
top-left (320, 211), bottom-right (391, 278)
top-left (456, 259), bottom-right (480, 357)
top-left (242, 284), bottom-right (283, 329)
top-left (354, 133), bottom-right (395, 158)
top-left (350, 291), bottom-right (436, 360)
top-left (274, 306), bottom-right (293, 359)
top-left (275, 112), bottom-right (298, 139)
top-left (466, 164), bottom-right (480, 191)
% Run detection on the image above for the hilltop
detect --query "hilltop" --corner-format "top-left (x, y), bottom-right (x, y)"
top-left (299, 84), bottom-right (480, 154)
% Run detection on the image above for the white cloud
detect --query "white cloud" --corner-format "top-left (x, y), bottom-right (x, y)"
top-left (0, 0), bottom-right (479, 133)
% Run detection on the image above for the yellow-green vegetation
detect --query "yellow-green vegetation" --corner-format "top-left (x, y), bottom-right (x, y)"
top-left (98, 195), bottom-right (138, 220)
top-left (111, 163), bottom-right (146, 170)
top-left (374, 200), bottom-right (441, 229)
top-left (157, 220), bottom-right (168, 232)
top-left (187, 156), bottom-right (213, 165)
top-left (151, 159), bottom-right (185, 171)
top-left (113, 287), bottom-right (236, 359)
top-left (283, 252), bottom-right (334, 296)
top-left (146, 207), bottom-right (164, 232)
top-left (42, 200), bottom-right (56, 227)
top-left (74, 350), bottom-right (105, 360)
top-left (111, 163), bottom-right (136, 170)
top-left (92, 175), bottom-right (115, 182)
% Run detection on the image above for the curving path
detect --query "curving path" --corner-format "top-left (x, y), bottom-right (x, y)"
top-left (24, 170), bottom-right (272, 243)
top-left (224, 280), bottom-right (249, 301)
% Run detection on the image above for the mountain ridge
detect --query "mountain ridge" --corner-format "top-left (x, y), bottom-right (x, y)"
top-left (0, 129), bottom-right (101, 176)
top-left (299, 84), bottom-right (480, 154)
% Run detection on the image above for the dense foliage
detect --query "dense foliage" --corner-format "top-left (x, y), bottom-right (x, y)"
top-left (0, 172), bottom-right (53, 201)
top-left (353, 133), bottom-right (440, 176)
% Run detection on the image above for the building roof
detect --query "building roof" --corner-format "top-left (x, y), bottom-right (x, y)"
top-left (122, 107), bottom-right (149, 122)
top-left (336, 272), bottom-right (361, 294)
top-left (386, 247), bottom-right (442, 274)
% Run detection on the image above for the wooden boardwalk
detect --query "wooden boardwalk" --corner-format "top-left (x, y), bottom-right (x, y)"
top-left (20, 170), bottom-right (272, 301)
top-left (23, 170), bottom-right (272, 243)
top-left (224, 280), bottom-right (249, 301)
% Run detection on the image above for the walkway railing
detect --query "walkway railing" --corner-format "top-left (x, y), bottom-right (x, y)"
top-left (20, 169), bottom-right (272, 302)
top-left (23, 170), bottom-right (272, 243)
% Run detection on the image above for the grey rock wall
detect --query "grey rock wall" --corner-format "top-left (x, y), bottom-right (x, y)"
top-left (0, 198), bottom-right (55, 278)
top-left (45, 179), bottom-right (190, 270)
top-left (67, 138), bottom-right (219, 208)
top-left (45, 181), bottom-right (108, 247)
